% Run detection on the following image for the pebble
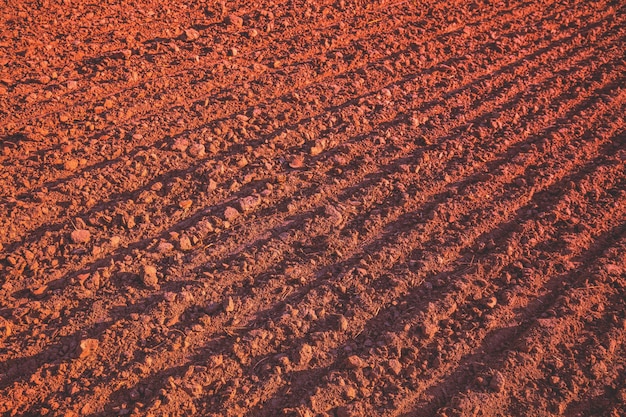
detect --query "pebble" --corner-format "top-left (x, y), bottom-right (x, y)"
top-left (171, 137), bottom-right (189, 152)
top-left (30, 285), bottom-right (48, 298)
top-left (248, 28), bottom-right (259, 38)
top-left (224, 206), bottom-right (240, 221)
top-left (183, 28), bottom-right (200, 41)
top-left (64, 159), bottom-right (79, 171)
top-left (484, 296), bottom-right (498, 309)
top-left (310, 142), bottom-right (324, 156)
top-left (142, 265), bottom-right (159, 289)
top-left (223, 296), bottom-right (235, 312)
top-left (325, 205), bottom-right (343, 226)
top-left (179, 235), bottom-right (193, 251)
top-left (78, 338), bottom-right (99, 359)
top-left (388, 359), bottom-right (402, 376)
top-left (289, 155), bottom-right (305, 169)
top-left (70, 229), bottom-right (91, 244)
top-left (179, 199), bottom-right (193, 210)
top-left (227, 14), bottom-right (244, 28)
top-left (238, 195), bottom-right (261, 213)
top-left (110, 236), bottom-right (121, 247)
top-left (156, 241), bottom-right (174, 253)
top-left (0, 317), bottom-right (12, 339)
top-left (346, 355), bottom-right (365, 369)
top-left (338, 315), bottom-right (348, 331)
top-left (490, 371), bottom-right (505, 392)
top-left (207, 179), bottom-right (218, 192)
top-left (188, 143), bottom-right (205, 158)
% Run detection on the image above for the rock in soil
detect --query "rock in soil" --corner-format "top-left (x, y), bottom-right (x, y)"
top-left (142, 265), bottom-right (159, 289)
top-left (70, 229), bottom-right (91, 244)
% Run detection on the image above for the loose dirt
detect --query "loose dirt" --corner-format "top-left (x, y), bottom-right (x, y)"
top-left (1, 0), bottom-right (625, 416)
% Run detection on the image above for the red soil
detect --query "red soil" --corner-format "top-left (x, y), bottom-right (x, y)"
top-left (1, 0), bottom-right (625, 416)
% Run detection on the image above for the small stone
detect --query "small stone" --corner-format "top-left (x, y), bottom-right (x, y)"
top-left (142, 265), bottom-right (159, 289)
top-left (210, 355), bottom-right (223, 367)
top-left (228, 47), bottom-right (238, 57)
top-left (120, 49), bottom-right (132, 59)
top-left (207, 179), bottom-right (218, 192)
top-left (346, 355), bottom-right (365, 369)
top-left (179, 199), bottom-right (193, 210)
top-left (0, 317), bottom-right (11, 340)
top-left (484, 296), bottom-right (497, 309)
top-left (310, 142), bottom-right (324, 156)
top-left (223, 297), bottom-right (235, 312)
top-left (109, 236), bottom-right (121, 248)
top-left (338, 315), bottom-right (348, 331)
top-left (226, 14), bottom-right (244, 28)
top-left (289, 154), bottom-right (305, 169)
top-left (64, 159), bottom-right (79, 171)
top-left (420, 321), bottom-right (438, 338)
top-left (171, 137), bottom-right (189, 152)
top-left (490, 371), bottom-right (505, 392)
top-left (70, 229), bottom-right (91, 244)
top-left (236, 156), bottom-right (248, 168)
top-left (156, 241), bottom-right (174, 253)
top-left (224, 206), bottom-right (240, 221)
top-left (183, 28), bottom-right (200, 41)
top-left (78, 338), bottom-right (99, 359)
top-left (188, 143), bottom-right (205, 158)
top-left (239, 196), bottom-right (261, 213)
top-left (388, 359), bottom-right (402, 376)
top-left (248, 28), bottom-right (259, 38)
top-left (31, 285), bottom-right (48, 298)
top-left (179, 235), bottom-right (193, 251)
top-left (325, 205), bottom-right (343, 226)
top-left (345, 386), bottom-right (357, 400)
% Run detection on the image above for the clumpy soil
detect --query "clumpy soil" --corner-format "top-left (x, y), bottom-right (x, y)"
top-left (1, 0), bottom-right (625, 416)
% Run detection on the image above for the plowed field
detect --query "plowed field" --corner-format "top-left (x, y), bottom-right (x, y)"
top-left (1, 0), bottom-right (625, 416)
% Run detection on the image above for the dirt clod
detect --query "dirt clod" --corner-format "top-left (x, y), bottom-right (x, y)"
top-left (183, 28), bottom-right (200, 41)
top-left (142, 265), bottom-right (159, 289)
top-left (295, 344), bottom-right (314, 366)
top-left (70, 229), bottom-right (91, 244)
top-left (188, 143), bottom-right (206, 158)
top-left (346, 355), bottom-right (365, 369)
top-left (239, 196), bottom-right (261, 212)
top-left (78, 339), bottom-right (99, 359)
top-left (224, 296), bottom-right (235, 312)
top-left (226, 14), bottom-right (244, 28)
top-left (388, 359), bottom-right (402, 376)
top-left (224, 206), bottom-right (240, 221)
top-left (64, 159), bottom-right (79, 171)
top-left (490, 371), bottom-right (506, 392)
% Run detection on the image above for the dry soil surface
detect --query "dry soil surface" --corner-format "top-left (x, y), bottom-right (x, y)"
top-left (1, 0), bottom-right (626, 416)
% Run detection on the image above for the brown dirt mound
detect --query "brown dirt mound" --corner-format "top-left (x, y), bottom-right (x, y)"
top-left (1, 0), bottom-right (625, 416)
